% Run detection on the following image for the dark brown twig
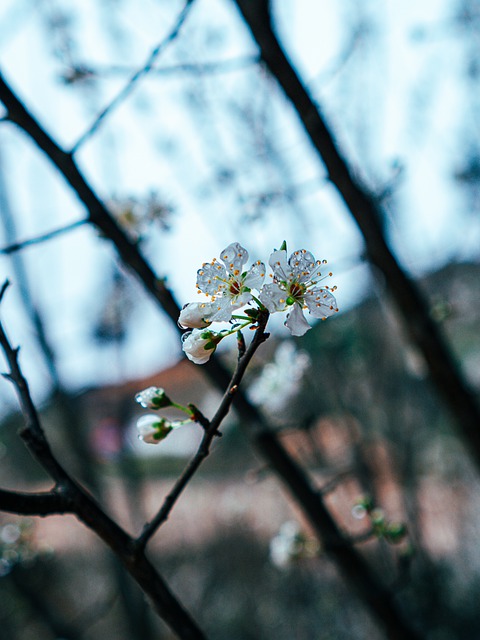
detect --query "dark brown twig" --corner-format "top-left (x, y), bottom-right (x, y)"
top-left (0, 300), bottom-right (206, 640)
top-left (0, 218), bottom-right (87, 255)
top-left (0, 488), bottom-right (67, 515)
top-left (137, 312), bottom-right (269, 549)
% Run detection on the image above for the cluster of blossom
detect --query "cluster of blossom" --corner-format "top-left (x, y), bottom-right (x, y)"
top-left (179, 242), bottom-right (338, 364)
top-left (109, 191), bottom-right (173, 242)
top-left (247, 342), bottom-right (311, 416)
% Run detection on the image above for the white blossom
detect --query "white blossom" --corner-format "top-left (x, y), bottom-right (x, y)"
top-left (269, 521), bottom-right (303, 568)
top-left (248, 341), bottom-right (310, 414)
top-left (260, 248), bottom-right (338, 336)
top-left (182, 328), bottom-right (220, 365)
top-left (194, 242), bottom-right (265, 322)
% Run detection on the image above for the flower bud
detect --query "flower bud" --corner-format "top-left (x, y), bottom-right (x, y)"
top-left (178, 302), bottom-right (214, 329)
top-left (135, 386), bottom-right (172, 409)
top-left (182, 329), bottom-right (220, 365)
top-left (136, 415), bottom-right (173, 444)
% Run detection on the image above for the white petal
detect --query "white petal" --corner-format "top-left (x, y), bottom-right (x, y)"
top-left (196, 262), bottom-right (227, 296)
top-left (220, 242), bottom-right (248, 274)
top-left (243, 261), bottom-right (266, 290)
top-left (268, 250), bottom-right (292, 282)
top-left (208, 297), bottom-right (235, 323)
top-left (285, 303), bottom-right (311, 336)
top-left (288, 250), bottom-right (317, 283)
top-left (259, 283), bottom-right (287, 312)
top-left (304, 288), bottom-right (338, 319)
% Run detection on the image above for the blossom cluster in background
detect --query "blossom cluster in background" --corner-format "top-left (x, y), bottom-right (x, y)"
top-left (179, 242), bottom-right (338, 364)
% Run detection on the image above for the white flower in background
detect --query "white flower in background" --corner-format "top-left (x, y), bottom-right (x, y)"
top-left (182, 328), bottom-right (221, 365)
top-left (109, 192), bottom-right (173, 241)
top-left (260, 248), bottom-right (338, 336)
top-left (269, 521), bottom-right (304, 568)
top-left (178, 302), bottom-right (217, 329)
top-left (248, 342), bottom-right (310, 414)
top-left (135, 386), bottom-right (171, 409)
top-left (195, 242), bottom-right (265, 322)
top-left (136, 415), bottom-right (174, 444)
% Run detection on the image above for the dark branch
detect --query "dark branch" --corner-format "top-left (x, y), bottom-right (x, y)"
top-left (0, 488), bottom-right (67, 516)
top-left (0, 218), bottom-right (87, 255)
top-left (137, 312), bottom-right (270, 549)
top-left (233, 0), bottom-right (480, 473)
top-left (0, 303), bottom-right (206, 640)
top-left (0, 59), bottom-right (424, 640)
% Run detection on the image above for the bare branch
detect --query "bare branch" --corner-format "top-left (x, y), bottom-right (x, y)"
top-left (0, 307), bottom-right (207, 639)
top-left (66, 54), bottom-right (260, 81)
top-left (70, 0), bottom-right (197, 153)
top-left (0, 488), bottom-right (67, 516)
top-left (0, 218), bottom-right (87, 255)
top-left (233, 0), bottom-right (480, 473)
top-left (0, 62), bottom-right (424, 640)
top-left (137, 312), bottom-right (270, 549)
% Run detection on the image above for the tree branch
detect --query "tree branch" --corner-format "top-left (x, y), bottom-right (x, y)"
top-left (232, 0), bottom-right (480, 472)
top-left (137, 313), bottom-right (269, 549)
top-left (0, 488), bottom-right (67, 515)
top-left (0, 65), bottom-right (425, 640)
top-left (0, 295), bottom-right (207, 640)
top-left (0, 218), bottom-right (87, 255)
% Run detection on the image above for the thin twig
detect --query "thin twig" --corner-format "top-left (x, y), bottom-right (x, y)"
top-left (0, 302), bottom-right (207, 640)
top-left (0, 218), bottom-right (87, 255)
top-left (72, 55), bottom-right (260, 80)
top-left (70, 0), bottom-right (196, 153)
top-left (137, 312), bottom-right (269, 549)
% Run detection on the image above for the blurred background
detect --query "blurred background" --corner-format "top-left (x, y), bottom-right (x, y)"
top-left (0, 0), bottom-right (480, 638)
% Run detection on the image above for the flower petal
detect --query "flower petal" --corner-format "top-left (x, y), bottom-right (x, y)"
top-left (196, 262), bottom-right (227, 296)
top-left (285, 303), bottom-right (311, 336)
top-left (220, 242), bottom-right (248, 275)
top-left (304, 288), bottom-right (338, 318)
top-left (259, 283), bottom-right (287, 312)
top-left (244, 261), bottom-right (266, 290)
top-left (288, 250), bottom-right (318, 283)
top-left (268, 249), bottom-right (292, 282)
